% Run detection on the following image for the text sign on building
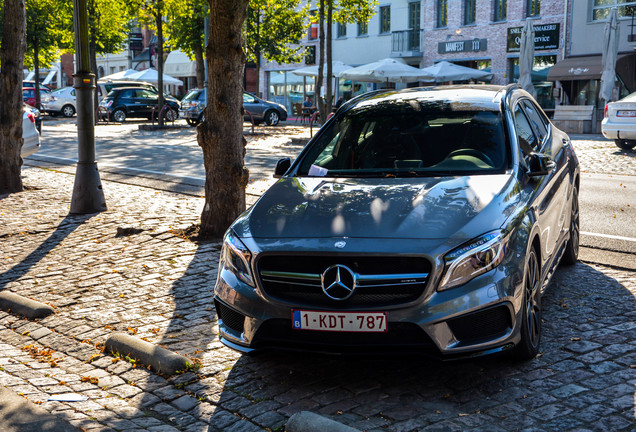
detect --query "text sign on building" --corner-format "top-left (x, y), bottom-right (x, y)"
top-left (129, 33), bottom-right (143, 51)
top-left (438, 38), bottom-right (487, 54)
top-left (507, 23), bottom-right (560, 52)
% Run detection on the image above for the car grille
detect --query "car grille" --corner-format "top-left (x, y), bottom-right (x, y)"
top-left (257, 255), bottom-right (431, 308)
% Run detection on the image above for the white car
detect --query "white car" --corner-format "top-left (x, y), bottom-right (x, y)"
top-left (601, 92), bottom-right (636, 150)
top-left (21, 104), bottom-right (41, 157)
top-left (47, 86), bottom-right (76, 117)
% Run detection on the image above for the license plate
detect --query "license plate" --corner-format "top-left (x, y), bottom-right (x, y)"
top-left (617, 110), bottom-right (636, 117)
top-left (292, 310), bottom-right (387, 332)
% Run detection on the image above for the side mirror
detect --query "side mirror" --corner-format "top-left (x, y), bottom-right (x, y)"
top-left (274, 157), bottom-right (292, 178)
top-left (527, 153), bottom-right (556, 177)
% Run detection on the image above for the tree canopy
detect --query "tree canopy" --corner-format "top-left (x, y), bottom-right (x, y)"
top-left (24, 0), bottom-right (73, 69)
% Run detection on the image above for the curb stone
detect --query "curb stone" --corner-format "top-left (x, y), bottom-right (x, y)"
top-left (104, 332), bottom-right (190, 375)
top-left (0, 386), bottom-right (79, 432)
top-left (286, 411), bottom-right (361, 432)
top-left (0, 291), bottom-right (55, 319)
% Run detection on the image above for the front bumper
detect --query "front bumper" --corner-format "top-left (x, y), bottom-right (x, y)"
top-left (213, 250), bottom-right (525, 358)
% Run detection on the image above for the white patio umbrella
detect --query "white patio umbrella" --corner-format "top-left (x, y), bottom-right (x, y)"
top-left (292, 61), bottom-right (352, 77)
top-left (600, 7), bottom-right (620, 103)
top-left (123, 68), bottom-right (184, 86)
top-left (419, 61), bottom-right (493, 83)
top-left (98, 68), bottom-right (140, 81)
top-left (518, 20), bottom-right (536, 97)
top-left (338, 58), bottom-right (432, 84)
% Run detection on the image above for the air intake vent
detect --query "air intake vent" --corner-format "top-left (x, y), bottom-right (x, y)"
top-left (447, 305), bottom-right (512, 344)
top-left (215, 301), bottom-right (245, 334)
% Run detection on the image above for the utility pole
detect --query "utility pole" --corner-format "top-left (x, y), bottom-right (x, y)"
top-left (70, 0), bottom-right (107, 214)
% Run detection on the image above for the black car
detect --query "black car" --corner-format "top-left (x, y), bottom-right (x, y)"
top-left (98, 87), bottom-right (180, 122)
top-left (179, 88), bottom-right (288, 126)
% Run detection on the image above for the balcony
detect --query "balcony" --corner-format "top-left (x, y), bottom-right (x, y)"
top-left (391, 29), bottom-right (423, 58)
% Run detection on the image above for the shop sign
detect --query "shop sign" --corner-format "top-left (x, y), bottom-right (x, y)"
top-left (438, 38), bottom-right (487, 54)
top-left (507, 23), bottom-right (560, 52)
top-left (129, 32), bottom-right (143, 51)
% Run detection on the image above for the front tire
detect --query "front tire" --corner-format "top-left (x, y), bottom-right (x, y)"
top-left (264, 110), bottom-right (280, 126)
top-left (164, 107), bottom-right (178, 122)
top-left (62, 104), bottom-right (75, 117)
top-left (561, 186), bottom-right (579, 265)
top-left (513, 248), bottom-right (542, 361)
top-left (113, 109), bottom-right (126, 123)
top-left (615, 139), bottom-right (636, 150)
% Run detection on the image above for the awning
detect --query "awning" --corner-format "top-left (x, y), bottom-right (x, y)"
top-left (548, 53), bottom-right (634, 82)
top-left (164, 50), bottom-right (197, 78)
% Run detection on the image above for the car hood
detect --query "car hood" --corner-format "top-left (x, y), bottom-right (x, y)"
top-left (233, 174), bottom-right (523, 240)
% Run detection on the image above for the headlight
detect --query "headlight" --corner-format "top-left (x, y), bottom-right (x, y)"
top-left (221, 231), bottom-right (255, 287)
top-left (439, 231), bottom-right (508, 291)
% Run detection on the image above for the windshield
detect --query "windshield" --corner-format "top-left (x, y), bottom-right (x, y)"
top-left (183, 90), bottom-right (203, 102)
top-left (297, 100), bottom-right (508, 178)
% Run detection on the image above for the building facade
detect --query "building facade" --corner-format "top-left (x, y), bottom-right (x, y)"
top-left (260, 0), bottom-right (569, 115)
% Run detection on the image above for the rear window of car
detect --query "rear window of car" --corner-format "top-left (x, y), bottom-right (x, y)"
top-left (297, 100), bottom-right (508, 177)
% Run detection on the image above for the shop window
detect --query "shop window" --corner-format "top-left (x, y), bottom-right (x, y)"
top-left (510, 55), bottom-right (556, 110)
top-left (358, 21), bottom-right (368, 36)
top-left (437, 0), bottom-right (448, 28)
top-left (526, 0), bottom-right (540, 17)
top-left (305, 46), bottom-right (316, 65)
top-left (380, 6), bottom-right (391, 34)
top-left (464, 0), bottom-right (476, 25)
top-left (493, 0), bottom-right (507, 22)
top-left (337, 22), bottom-right (347, 38)
top-left (592, 0), bottom-right (636, 20)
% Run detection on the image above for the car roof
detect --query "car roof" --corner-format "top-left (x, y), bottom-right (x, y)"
top-left (346, 85), bottom-right (509, 113)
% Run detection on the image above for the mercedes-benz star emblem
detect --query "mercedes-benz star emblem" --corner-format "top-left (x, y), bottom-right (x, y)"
top-left (321, 264), bottom-right (356, 301)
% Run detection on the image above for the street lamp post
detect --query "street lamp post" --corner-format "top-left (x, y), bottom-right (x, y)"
top-left (70, 0), bottom-right (106, 214)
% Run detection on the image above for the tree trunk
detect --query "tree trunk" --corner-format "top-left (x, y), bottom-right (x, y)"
top-left (325, 0), bottom-right (333, 116)
top-left (193, 44), bottom-right (205, 89)
top-left (34, 37), bottom-right (41, 110)
top-left (198, 0), bottom-right (249, 238)
top-left (316, 0), bottom-right (325, 121)
top-left (0, 0), bottom-right (27, 193)
top-left (254, 48), bottom-right (261, 97)
top-left (89, 40), bottom-right (99, 117)
top-left (156, 8), bottom-right (165, 126)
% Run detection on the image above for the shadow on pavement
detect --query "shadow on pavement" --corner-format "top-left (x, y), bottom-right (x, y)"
top-left (203, 262), bottom-right (636, 431)
top-left (0, 214), bottom-right (94, 291)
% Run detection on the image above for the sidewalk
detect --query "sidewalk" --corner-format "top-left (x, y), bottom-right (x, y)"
top-left (1, 166), bottom-right (635, 432)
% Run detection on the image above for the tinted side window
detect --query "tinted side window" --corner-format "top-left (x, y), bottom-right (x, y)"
top-left (513, 104), bottom-right (538, 156)
top-left (120, 90), bottom-right (135, 98)
top-left (521, 100), bottom-right (548, 145)
top-left (243, 93), bottom-right (256, 103)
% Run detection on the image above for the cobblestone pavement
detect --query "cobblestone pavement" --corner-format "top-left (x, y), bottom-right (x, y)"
top-left (0, 128), bottom-right (635, 432)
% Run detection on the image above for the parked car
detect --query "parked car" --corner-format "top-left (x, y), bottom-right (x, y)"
top-left (47, 86), bottom-right (77, 117)
top-left (21, 104), bottom-right (41, 157)
top-left (214, 85), bottom-right (580, 360)
top-left (22, 87), bottom-right (53, 110)
top-left (601, 91), bottom-right (636, 150)
top-left (180, 88), bottom-right (288, 126)
top-left (98, 87), bottom-right (180, 122)
top-left (96, 80), bottom-right (178, 104)
top-left (22, 81), bottom-right (52, 91)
